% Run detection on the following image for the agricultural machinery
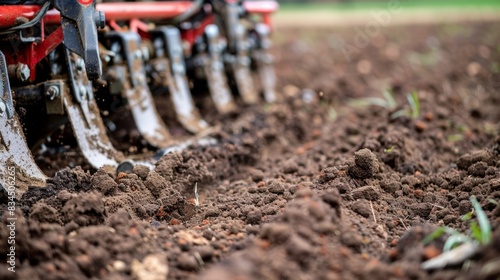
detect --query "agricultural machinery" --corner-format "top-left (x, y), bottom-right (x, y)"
top-left (0, 0), bottom-right (278, 197)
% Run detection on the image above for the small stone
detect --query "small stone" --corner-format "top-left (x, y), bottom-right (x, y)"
top-left (177, 253), bottom-right (198, 271)
top-left (424, 112), bottom-right (434, 121)
top-left (467, 62), bottom-right (481, 76)
top-left (246, 210), bottom-right (262, 224)
top-left (414, 120), bottom-right (427, 132)
top-left (112, 260), bottom-right (127, 272)
top-left (282, 162), bottom-right (299, 174)
top-left (204, 207), bottom-right (221, 218)
top-left (411, 203), bottom-right (432, 218)
top-left (131, 253), bottom-right (168, 280)
top-left (341, 232), bottom-right (363, 252)
top-left (286, 234), bottom-right (315, 260)
top-left (459, 200), bottom-right (472, 216)
top-left (351, 199), bottom-right (371, 218)
top-left (348, 149), bottom-right (379, 179)
top-left (468, 162), bottom-right (488, 177)
top-left (423, 246), bottom-right (441, 260)
top-left (195, 245), bottom-right (214, 261)
top-left (133, 165), bottom-right (150, 180)
top-left (268, 180), bottom-right (285, 194)
top-left (352, 186), bottom-right (380, 201)
top-left (250, 169), bottom-right (264, 182)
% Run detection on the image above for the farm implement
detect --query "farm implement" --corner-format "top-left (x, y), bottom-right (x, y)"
top-left (0, 0), bottom-right (278, 197)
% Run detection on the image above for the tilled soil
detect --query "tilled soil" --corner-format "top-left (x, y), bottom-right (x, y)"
top-left (2, 21), bottom-right (500, 280)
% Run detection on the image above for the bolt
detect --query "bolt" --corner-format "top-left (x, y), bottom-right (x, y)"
top-left (45, 85), bottom-right (60, 100)
top-left (95, 11), bottom-right (105, 29)
top-left (76, 58), bottom-right (85, 71)
top-left (17, 64), bottom-right (30, 82)
top-left (141, 46), bottom-right (150, 61)
top-left (79, 85), bottom-right (87, 99)
top-left (134, 50), bottom-right (142, 59)
top-left (0, 101), bottom-right (5, 117)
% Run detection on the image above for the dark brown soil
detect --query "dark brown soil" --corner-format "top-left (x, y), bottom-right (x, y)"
top-left (2, 20), bottom-right (500, 280)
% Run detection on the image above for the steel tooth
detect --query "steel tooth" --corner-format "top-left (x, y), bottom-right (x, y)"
top-left (221, 3), bottom-right (259, 104)
top-left (253, 23), bottom-right (278, 103)
top-left (65, 50), bottom-right (124, 169)
top-left (256, 52), bottom-right (277, 103)
top-left (0, 114), bottom-right (47, 197)
top-left (154, 27), bottom-right (210, 133)
top-left (107, 32), bottom-right (172, 148)
top-left (232, 24), bottom-right (260, 105)
top-left (0, 51), bottom-right (46, 198)
top-left (203, 25), bottom-right (238, 113)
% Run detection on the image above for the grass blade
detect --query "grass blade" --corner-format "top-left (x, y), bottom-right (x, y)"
top-left (470, 196), bottom-right (491, 245)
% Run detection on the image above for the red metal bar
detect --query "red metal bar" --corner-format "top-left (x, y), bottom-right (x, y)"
top-left (97, 2), bottom-right (192, 21)
top-left (181, 14), bottom-right (215, 48)
top-left (2, 2), bottom-right (192, 26)
top-left (0, 1), bottom-right (278, 28)
top-left (0, 5), bottom-right (40, 28)
top-left (3, 26), bottom-right (63, 81)
top-left (243, 1), bottom-right (279, 14)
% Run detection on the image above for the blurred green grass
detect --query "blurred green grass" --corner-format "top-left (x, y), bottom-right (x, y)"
top-left (279, 0), bottom-right (500, 12)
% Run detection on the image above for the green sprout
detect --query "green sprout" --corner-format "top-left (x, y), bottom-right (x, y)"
top-left (348, 89), bottom-right (397, 110)
top-left (384, 146), bottom-right (395, 153)
top-left (423, 196), bottom-right (492, 251)
top-left (390, 91), bottom-right (420, 120)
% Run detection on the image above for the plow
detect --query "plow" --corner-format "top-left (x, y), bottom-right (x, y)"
top-left (0, 0), bottom-right (278, 197)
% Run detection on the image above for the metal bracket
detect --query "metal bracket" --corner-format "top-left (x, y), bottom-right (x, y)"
top-left (53, 0), bottom-right (105, 80)
top-left (44, 81), bottom-right (64, 115)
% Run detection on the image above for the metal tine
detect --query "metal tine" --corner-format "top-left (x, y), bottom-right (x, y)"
top-left (0, 52), bottom-right (46, 198)
top-left (203, 24), bottom-right (238, 114)
top-left (151, 26), bottom-right (210, 133)
top-left (253, 23), bottom-right (278, 103)
top-left (106, 32), bottom-right (172, 148)
top-left (223, 4), bottom-right (260, 105)
top-left (64, 50), bottom-right (124, 170)
top-left (233, 23), bottom-right (260, 104)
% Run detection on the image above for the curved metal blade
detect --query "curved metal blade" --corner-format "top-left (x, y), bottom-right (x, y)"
top-left (233, 59), bottom-right (259, 104)
top-left (204, 25), bottom-right (238, 113)
top-left (253, 23), bottom-right (278, 103)
top-left (255, 51), bottom-right (277, 103)
top-left (63, 89), bottom-right (122, 168)
top-left (0, 51), bottom-right (45, 198)
top-left (108, 32), bottom-right (172, 148)
top-left (124, 83), bottom-right (172, 148)
top-left (170, 68), bottom-right (210, 132)
top-left (0, 114), bottom-right (47, 197)
top-left (65, 51), bottom-right (124, 169)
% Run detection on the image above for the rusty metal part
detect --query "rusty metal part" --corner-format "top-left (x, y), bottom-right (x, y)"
top-left (7, 63), bottom-right (30, 82)
top-left (151, 27), bottom-right (209, 133)
top-left (106, 32), bottom-right (172, 148)
top-left (202, 24), bottom-right (237, 114)
top-left (253, 23), bottom-right (277, 103)
top-left (0, 51), bottom-right (46, 197)
top-left (65, 50), bottom-right (124, 168)
top-left (44, 82), bottom-right (64, 115)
